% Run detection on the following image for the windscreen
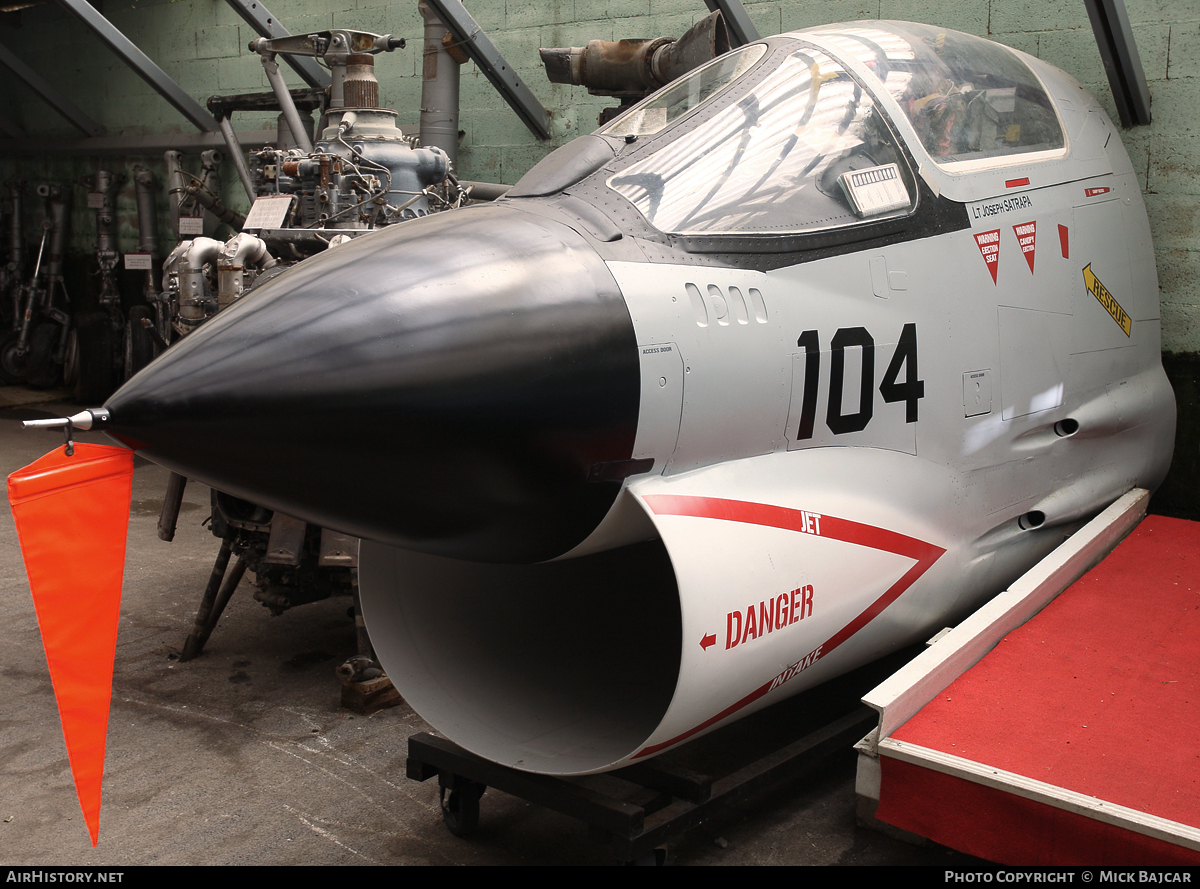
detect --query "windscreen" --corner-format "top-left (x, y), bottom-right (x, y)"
top-left (605, 43), bottom-right (915, 237)
top-left (603, 43), bottom-right (767, 138)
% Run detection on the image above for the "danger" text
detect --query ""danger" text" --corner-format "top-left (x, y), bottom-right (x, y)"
top-left (726, 584), bottom-right (814, 649)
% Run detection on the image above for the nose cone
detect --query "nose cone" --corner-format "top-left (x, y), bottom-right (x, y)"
top-left (107, 204), bottom-right (640, 562)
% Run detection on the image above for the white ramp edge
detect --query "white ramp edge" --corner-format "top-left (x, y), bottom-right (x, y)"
top-left (861, 487), bottom-right (1149, 749)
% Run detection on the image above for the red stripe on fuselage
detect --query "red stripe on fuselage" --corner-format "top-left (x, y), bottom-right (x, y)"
top-left (633, 494), bottom-right (945, 758)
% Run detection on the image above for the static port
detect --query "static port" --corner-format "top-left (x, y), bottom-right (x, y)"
top-left (1054, 418), bottom-right (1080, 437)
top-left (1018, 510), bottom-right (1046, 530)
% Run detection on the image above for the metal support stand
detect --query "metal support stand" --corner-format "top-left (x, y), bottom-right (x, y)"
top-left (407, 708), bottom-right (878, 864)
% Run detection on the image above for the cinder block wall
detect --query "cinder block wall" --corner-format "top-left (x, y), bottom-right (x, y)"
top-left (0, 2), bottom-right (1194, 301)
top-left (0, 0), bottom-right (1197, 503)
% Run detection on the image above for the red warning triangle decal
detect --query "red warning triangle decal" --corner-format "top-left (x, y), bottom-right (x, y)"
top-left (974, 229), bottom-right (1000, 284)
top-left (8, 443), bottom-right (134, 847)
top-left (1012, 221), bottom-right (1036, 273)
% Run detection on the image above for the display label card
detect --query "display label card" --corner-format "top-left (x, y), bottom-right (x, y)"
top-left (242, 195), bottom-right (294, 230)
top-left (178, 216), bottom-right (205, 236)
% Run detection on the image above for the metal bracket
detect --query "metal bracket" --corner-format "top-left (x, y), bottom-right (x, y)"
top-left (52, 0), bottom-right (217, 132)
top-left (1082, 0), bottom-right (1152, 127)
top-left (222, 0), bottom-right (331, 89)
top-left (0, 40), bottom-right (104, 137)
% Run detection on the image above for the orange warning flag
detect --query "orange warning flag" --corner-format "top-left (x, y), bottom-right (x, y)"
top-left (7, 443), bottom-right (134, 847)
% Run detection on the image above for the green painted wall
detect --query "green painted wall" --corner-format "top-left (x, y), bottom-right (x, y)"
top-left (0, 2), bottom-right (1195, 328)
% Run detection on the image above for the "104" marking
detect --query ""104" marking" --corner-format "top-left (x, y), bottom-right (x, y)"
top-left (792, 323), bottom-right (924, 440)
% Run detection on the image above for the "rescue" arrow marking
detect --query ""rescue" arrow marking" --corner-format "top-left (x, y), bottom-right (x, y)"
top-left (1083, 263), bottom-right (1132, 336)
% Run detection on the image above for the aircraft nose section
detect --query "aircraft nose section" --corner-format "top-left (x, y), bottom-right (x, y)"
top-left (106, 205), bottom-right (640, 563)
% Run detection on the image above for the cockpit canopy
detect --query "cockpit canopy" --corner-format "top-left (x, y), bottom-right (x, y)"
top-left (809, 22), bottom-right (1066, 169)
top-left (596, 22), bottom-right (1065, 238)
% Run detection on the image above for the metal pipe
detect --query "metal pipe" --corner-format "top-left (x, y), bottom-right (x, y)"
top-left (216, 116), bottom-right (257, 202)
top-left (541, 13), bottom-right (730, 96)
top-left (217, 232), bottom-right (275, 307)
top-left (0, 129), bottom-right (279, 156)
top-left (199, 150), bottom-right (224, 238)
top-left (88, 171), bottom-right (123, 309)
top-left (182, 237), bottom-right (224, 271)
top-left (174, 236), bottom-right (223, 324)
top-left (179, 536), bottom-right (242, 662)
top-left (14, 220), bottom-right (48, 352)
top-left (133, 167), bottom-right (162, 296)
top-left (182, 182), bottom-right (247, 230)
top-left (27, 225), bottom-right (47, 289)
top-left (200, 151), bottom-right (222, 200)
top-left (157, 472), bottom-right (188, 542)
top-left (91, 171), bottom-right (121, 262)
top-left (257, 51), bottom-right (314, 153)
top-left (419, 0), bottom-right (461, 167)
top-left (164, 150), bottom-right (186, 237)
top-left (133, 167), bottom-right (159, 256)
top-left (275, 112), bottom-right (297, 150)
top-left (219, 232), bottom-right (274, 270)
top-left (423, 0), bottom-right (550, 139)
top-left (6, 182), bottom-right (24, 289)
top-left (40, 189), bottom-right (70, 339)
top-left (43, 189), bottom-right (68, 283)
top-left (460, 180), bottom-right (509, 201)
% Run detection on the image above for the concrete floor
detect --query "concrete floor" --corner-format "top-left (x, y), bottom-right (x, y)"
top-left (0, 389), bottom-right (977, 866)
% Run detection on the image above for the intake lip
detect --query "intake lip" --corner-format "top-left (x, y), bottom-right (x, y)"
top-left (360, 535), bottom-right (683, 775)
top-left (106, 203), bottom-right (641, 563)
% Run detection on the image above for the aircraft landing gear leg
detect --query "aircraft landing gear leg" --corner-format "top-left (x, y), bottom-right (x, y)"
top-left (157, 472), bottom-right (187, 542)
top-left (439, 778), bottom-right (486, 838)
top-left (180, 534), bottom-right (247, 661)
top-left (0, 329), bottom-right (29, 383)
